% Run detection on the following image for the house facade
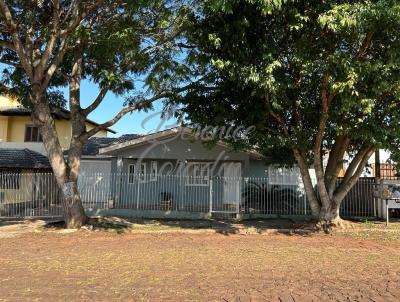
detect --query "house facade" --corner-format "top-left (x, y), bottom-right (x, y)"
top-left (97, 127), bottom-right (302, 214)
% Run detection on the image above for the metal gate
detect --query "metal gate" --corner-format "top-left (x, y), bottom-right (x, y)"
top-left (339, 177), bottom-right (376, 217)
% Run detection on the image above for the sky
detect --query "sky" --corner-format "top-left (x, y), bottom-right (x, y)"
top-left (66, 79), bottom-right (180, 137)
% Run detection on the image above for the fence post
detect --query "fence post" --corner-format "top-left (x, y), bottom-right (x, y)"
top-left (115, 157), bottom-right (123, 207)
top-left (209, 178), bottom-right (213, 215)
top-left (136, 174), bottom-right (140, 209)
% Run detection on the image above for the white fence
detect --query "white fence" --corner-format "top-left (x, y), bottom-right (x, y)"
top-left (0, 172), bottom-right (376, 218)
top-left (0, 173), bottom-right (62, 217)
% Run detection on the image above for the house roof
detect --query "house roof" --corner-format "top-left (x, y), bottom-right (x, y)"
top-left (0, 148), bottom-right (51, 169)
top-left (0, 105), bottom-right (117, 134)
top-left (80, 134), bottom-right (141, 156)
top-left (99, 126), bottom-right (263, 159)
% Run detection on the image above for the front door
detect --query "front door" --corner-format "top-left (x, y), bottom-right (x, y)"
top-left (223, 162), bottom-right (241, 208)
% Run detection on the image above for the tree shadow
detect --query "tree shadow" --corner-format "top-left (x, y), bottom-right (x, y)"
top-left (76, 216), bottom-right (321, 236)
top-left (43, 217), bottom-right (134, 234)
top-left (4, 216), bottom-right (385, 236)
top-left (0, 218), bottom-right (55, 228)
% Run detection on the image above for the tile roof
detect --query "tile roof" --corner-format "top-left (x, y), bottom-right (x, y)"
top-left (0, 148), bottom-right (51, 169)
top-left (79, 134), bottom-right (141, 156)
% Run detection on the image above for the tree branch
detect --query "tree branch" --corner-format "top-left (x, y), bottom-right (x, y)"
top-left (82, 86), bottom-right (109, 115)
top-left (82, 94), bottom-right (164, 139)
top-left (293, 148), bottom-right (320, 218)
top-left (0, 40), bottom-right (15, 51)
top-left (269, 111), bottom-right (289, 136)
top-left (59, 0), bottom-right (112, 38)
top-left (313, 70), bottom-right (331, 207)
top-left (324, 135), bottom-right (351, 198)
top-left (176, 42), bottom-right (196, 49)
top-left (341, 145), bottom-right (371, 185)
top-left (355, 32), bottom-right (374, 61)
top-left (0, 0), bottom-right (33, 79)
top-left (69, 52), bottom-right (83, 113)
top-left (82, 83), bottom-right (195, 139)
top-left (41, 38), bottom-right (69, 91)
top-left (263, 95), bottom-right (290, 136)
top-left (333, 146), bottom-right (375, 204)
top-left (34, 0), bottom-right (61, 82)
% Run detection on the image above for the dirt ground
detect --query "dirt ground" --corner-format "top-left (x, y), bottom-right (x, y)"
top-left (1, 220), bottom-right (400, 301)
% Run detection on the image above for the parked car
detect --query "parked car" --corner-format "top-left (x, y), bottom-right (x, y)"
top-left (241, 181), bottom-right (307, 215)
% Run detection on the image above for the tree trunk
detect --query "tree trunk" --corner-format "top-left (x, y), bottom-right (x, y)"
top-left (63, 53), bottom-right (88, 228)
top-left (316, 197), bottom-right (343, 232)
top-left (293, 148), bottom-right (321, 218)
top-left (61, 181), bottom-right (88, 228)
top-left (294, 148), bottom-right (348, 232)
top-left (31, 91), bottom-right (88, 228)
top-left (64, 140), bottom-right (88, 229)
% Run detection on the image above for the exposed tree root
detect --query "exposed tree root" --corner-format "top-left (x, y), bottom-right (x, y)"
top-left (314, 217), bottom-right (356, 234)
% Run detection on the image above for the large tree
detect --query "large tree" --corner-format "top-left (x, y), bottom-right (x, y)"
top-left (175, 0), bottom-right (400, 229)
top-left (0, 0), bottom-right (192, 228)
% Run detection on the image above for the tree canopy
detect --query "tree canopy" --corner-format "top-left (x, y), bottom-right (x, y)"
top-left (174, 0), bottom-right (400, 226)
top-left (0, 0), bottom-right (191, 111)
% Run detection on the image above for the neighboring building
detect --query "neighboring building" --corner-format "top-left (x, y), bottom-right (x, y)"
top-left (0, 95), bottom-right (116, 208)
top-left (341, 149), bottom-right (396, 178)
top-left (368, 150), bottom-right (397, 179)
top-left (0, 96), bottom-right (114, 155)
top-left (0, 148), bottom-right (51, 202)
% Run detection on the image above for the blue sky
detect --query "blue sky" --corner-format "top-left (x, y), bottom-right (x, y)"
top-left (68, 80), bottom-right (180, 137)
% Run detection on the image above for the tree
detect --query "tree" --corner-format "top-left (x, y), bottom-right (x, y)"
top-left (175, 0), bottom-right (400, 229)
top-left (0, 0), bottom-right (192, 228)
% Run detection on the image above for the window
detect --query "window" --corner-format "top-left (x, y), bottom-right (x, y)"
top-left (186, 162), bottom-right (210, 186)
top-left (0, 170), bottom-right (21, 189)
top-left (24, 125), bottom-right (42, 142)
top-left (139, 163), bottom-right (146, 182)
top-left (128, 163), bottom-right (147, 183)
top-left (128, 164), bottom-right (135, 184)
top-left (150, 161), bottom-right (157, 181)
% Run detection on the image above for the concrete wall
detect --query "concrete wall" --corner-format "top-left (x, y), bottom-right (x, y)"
top-left (80, 159), bottom-right (112, 175)
top-left (0, 116), bottom-right (8, 142)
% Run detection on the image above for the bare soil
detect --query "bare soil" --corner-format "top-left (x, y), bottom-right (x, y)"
top-left (0, 221), bottom-right (400, 301)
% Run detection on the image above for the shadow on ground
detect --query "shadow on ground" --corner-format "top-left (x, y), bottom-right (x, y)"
top-left (47, 216), bottom-right (320, 235)
top-left (2, 216), bottom-right (397, 237)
